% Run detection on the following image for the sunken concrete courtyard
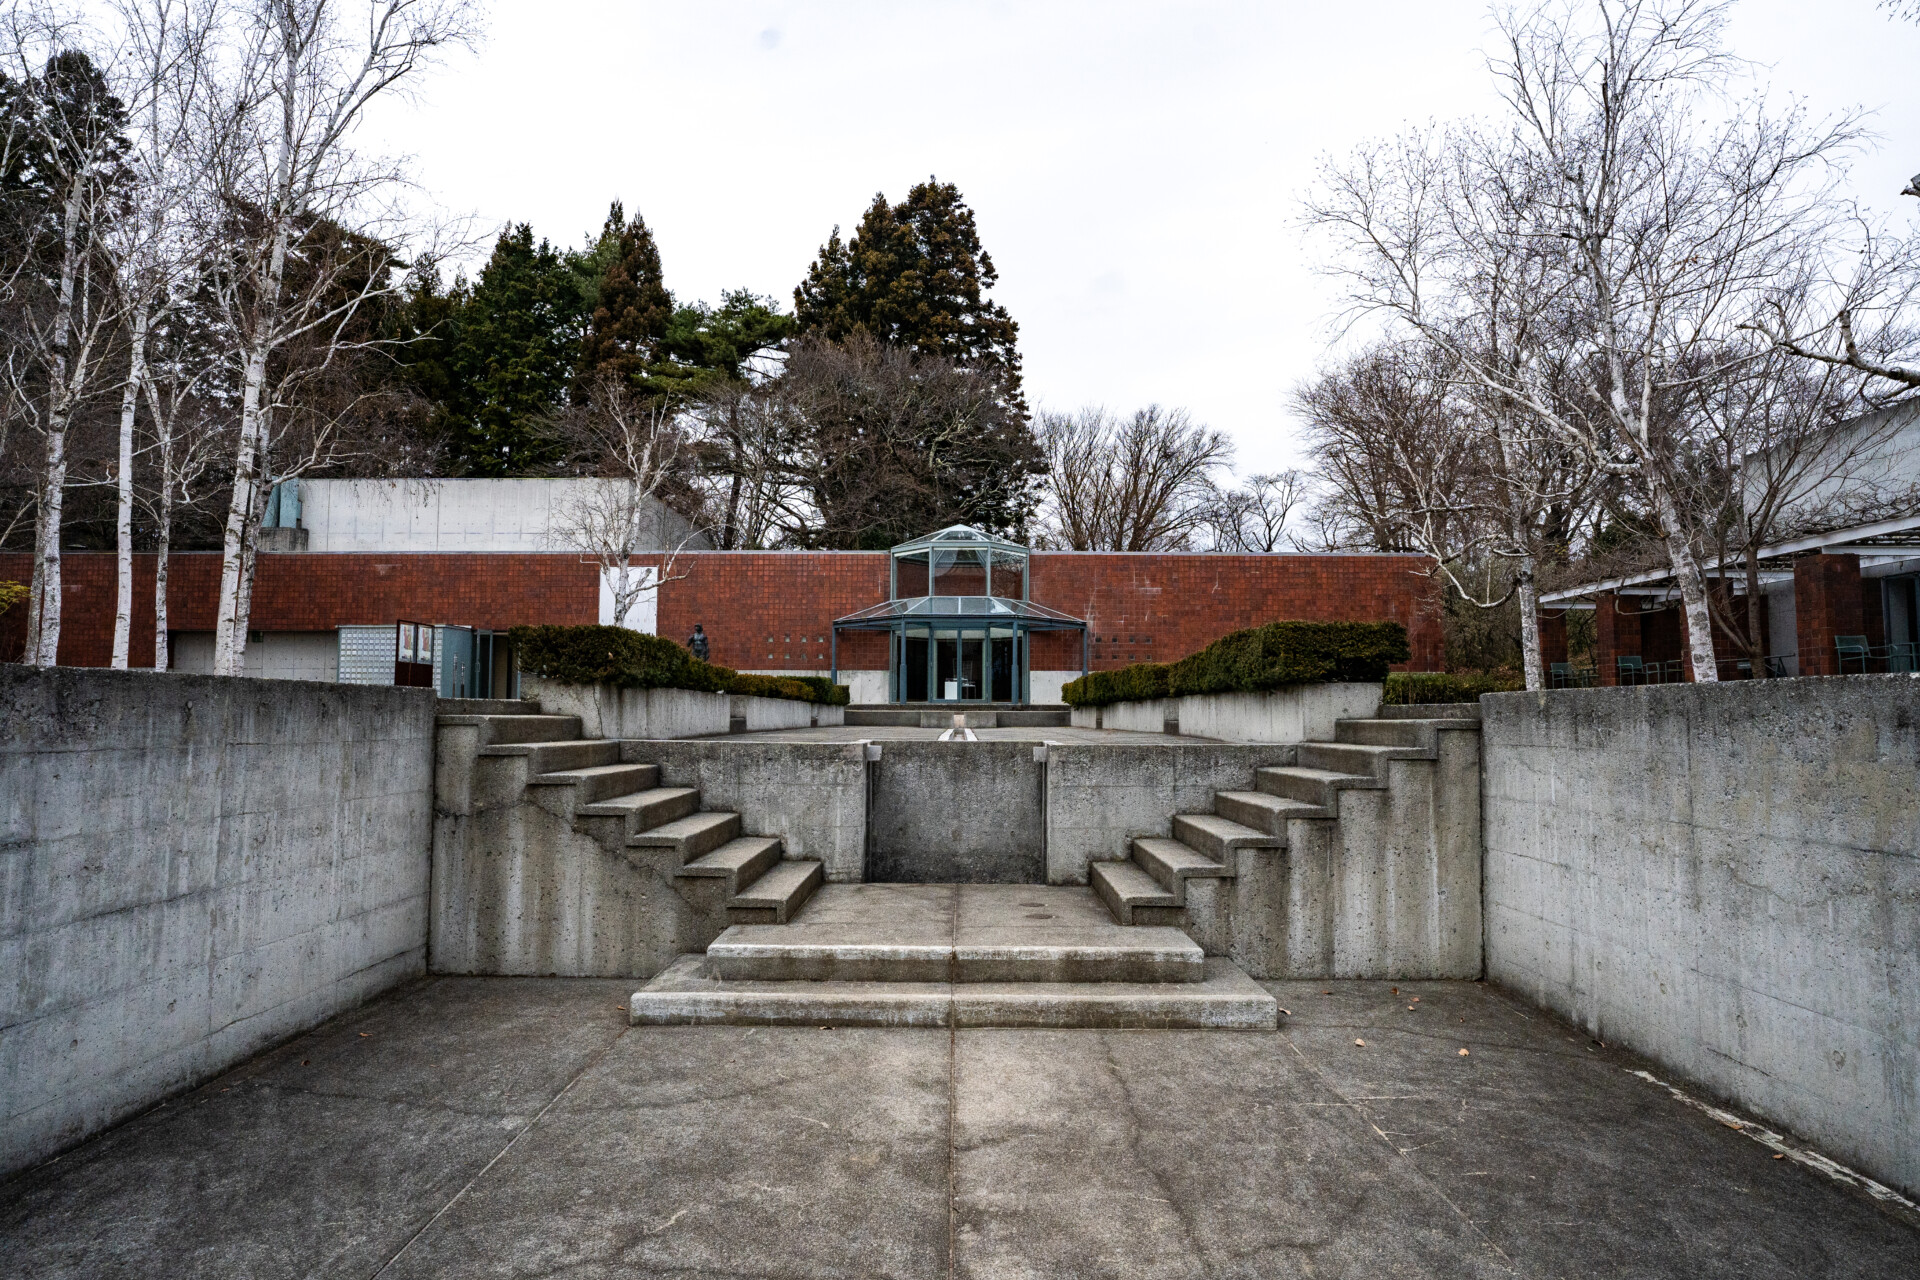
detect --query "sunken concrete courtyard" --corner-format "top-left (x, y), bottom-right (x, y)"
top-left (4, 663), bottom-right (1918, 1277)
top-left (8, 976), bottom-right (1920, 1279)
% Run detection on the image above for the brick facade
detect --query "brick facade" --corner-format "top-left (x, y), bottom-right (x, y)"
top-left (3, 548), bottom-right (1444, 674)
top-left (657, 551), bottom-right (1442, 674)
top-left (0, 552), bottom-right (598, 667)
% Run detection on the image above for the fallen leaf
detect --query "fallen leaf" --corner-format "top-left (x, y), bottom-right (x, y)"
top-left (301, 1060), bottom-right (309, 1066)
top-left (1411, 996), bottom-right (1420, 1002)
top-left (1774, 1154), bottom-right (1785, 1160)
top-left (358, 1032), bottom-right (371, 1038)
top-left (1408, 1006), bottom-right (1416, 1011)
top-left (1458, 1048), bottom-right (1470, 1056)
top-left (1355, 1038), bottom-right (1366, 1047)
top-left (1390, 987), bottom-right (1399, 994)
top-left (1277, 1007), bottom-right (1292, 1016)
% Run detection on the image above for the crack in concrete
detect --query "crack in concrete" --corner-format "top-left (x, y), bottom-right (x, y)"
top-left (368, 1022), bottom-right (633, 1277)
top-left (1279, 1028), bottom-right (1522, 1274)
top-left (1098, 1031), bottom-right (1208, 1273)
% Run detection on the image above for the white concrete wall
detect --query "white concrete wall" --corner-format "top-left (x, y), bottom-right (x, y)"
top-left (296, 478), bottom-right (703, 554)
top-left (522, 678), bottom-right (730, 740)
top-left (0, 667), bottom-right (436, 1178)
top-left (170, 631), bottom-right (339, 683)
top-left (1482, 678), bottom-right (1920, 1197)
top-left (1069, 685), bottom-right (1383, 742)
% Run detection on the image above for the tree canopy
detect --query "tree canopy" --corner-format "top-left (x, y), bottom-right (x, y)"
top-left (794, 178), bottom-right (1023, 401)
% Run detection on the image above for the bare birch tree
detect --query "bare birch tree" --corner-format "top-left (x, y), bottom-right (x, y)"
top-left (1, 5), bottom-right (133, 666)
top-left (1207, 470), bottom-right (1311, 553)
top-left (101, 0), bottom-right (220, 667)
top-left (203, 0), bottom-right (477, 676)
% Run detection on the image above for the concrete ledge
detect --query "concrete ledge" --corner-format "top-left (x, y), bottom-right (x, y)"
top-left (1069, 684), bottom-right (1383, 743)
top-left (630, 955), bottom-right (1278, 1029)
top-left (524, 678), bottom-right (729, 739)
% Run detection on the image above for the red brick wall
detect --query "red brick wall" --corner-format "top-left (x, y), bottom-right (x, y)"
top-left (4, 548), bottom-right (1443, 673)
top-left (1795, 553), bottom-right (1865, 677)
top-left (656, 551), bottom-right (1442, 674)
top-left (0, 552), bottom-right (598, 667)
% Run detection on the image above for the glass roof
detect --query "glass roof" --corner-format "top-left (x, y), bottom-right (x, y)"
top-left (833, 594), bottom-right (1085, 629)
top-left (890, 524), bottom-right (1030, 559)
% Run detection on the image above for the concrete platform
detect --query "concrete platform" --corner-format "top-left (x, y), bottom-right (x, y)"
top-left (7, 977), bottom-right (1915, 1278)
top-left (705, 883), bottom-right (1204, 983)
top-left (631, 954), bottom-right (1278, 1028)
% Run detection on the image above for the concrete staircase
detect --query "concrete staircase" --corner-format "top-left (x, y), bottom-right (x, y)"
top-left (431, 703), bottom-right (821, 976)
top-left (627, 883), bottom-right (1279, 1029)
top-left (1090, 712), bottom-right (1484, 979)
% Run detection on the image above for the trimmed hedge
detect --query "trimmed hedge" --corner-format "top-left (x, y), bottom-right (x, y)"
top-left (1060, 621), bottom-right (1410, 708)
top-left (1383, 670), bottom-right (1523, 704)
top-left (510, 625), bottom-right (848, 705)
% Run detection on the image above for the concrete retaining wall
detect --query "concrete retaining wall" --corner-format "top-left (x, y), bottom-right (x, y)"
top-left (522, 678), bottom-right (729, 740)
top-left (867, 742), bottom-right (1047, 882)
top-left (1070, 684), bottom-right (1382, 743)
top-left (0, 666), bottom-right (435, 1178)
top-left (1482, 677), bottom-right (1920, 1196)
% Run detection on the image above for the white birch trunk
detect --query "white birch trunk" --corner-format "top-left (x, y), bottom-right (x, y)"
top-left (111, 308), bottom-right (152, 669)
top-left (1651, 480), bottom-right (1721, 682)
top-left (1516, 555), bottom-right (1544, 692)
top-left (214, 346), bottom-right (270, 675)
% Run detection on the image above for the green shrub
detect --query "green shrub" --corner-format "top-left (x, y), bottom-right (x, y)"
top-left (724, 673), bottom-right (818, 702)
top-left (511, 625), bottom-right (734, 693)
top-left (1382, 670), bottom-right (1523, 704)
top-left (1061, 621), bottom-right (1411, 708)
top-left (509, 625), bottom-right (848, 704)
top-left (790, 675), bottom-right (853, 706)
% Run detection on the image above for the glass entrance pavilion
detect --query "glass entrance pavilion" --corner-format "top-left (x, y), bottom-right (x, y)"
top-left (830, 525), bottom-right (1087, 704)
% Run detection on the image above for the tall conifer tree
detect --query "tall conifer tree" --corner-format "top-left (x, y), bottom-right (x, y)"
top-left (578, 201), bottom-right (672, 389)
top-left (795, 179), bottom-right (1023, 402)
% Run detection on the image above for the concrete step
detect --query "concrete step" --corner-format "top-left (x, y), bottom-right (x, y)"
top-left (438, 698), bottom-right (543, 716)
top-left (629, 955), bottom-right (1279, 1029)
top-left (727, 859), bottom-right (823, 924)
top-left (1378, 702), bottom-right (1481, 720)
top-left (628, 810), bottom-right (742, 862)
top-left (478, 714), bottom-right (582, 744)
top-left (528, 762), bottom-right (663, 807)
top-left (1131, 837), bottom-right (1231, 895)
top-left (677, 836), bottom-right (784, 895)
top-left (514, 739), bottom-right (620, 773)
top-left (1170, 812), bottom-right (1285, 862)
top-left (1334, 718), bottom-right (1434, 748)
top-left (1254, 765), bottom-right (1382, 808)
top-left (1091, 860), bottom-right (1180, 925)
top-left (1214, 790), bottom-right (1331, 833)
top-left (579, 785), bottom-right (700, 833)
top-left (705, 919), bottom-right (1204, 983)
top-left (1296, 741), bottom-right (1430, 777)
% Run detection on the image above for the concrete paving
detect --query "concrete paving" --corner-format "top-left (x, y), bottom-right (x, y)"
top-left (5, 977), bottom-right (1918, 1279)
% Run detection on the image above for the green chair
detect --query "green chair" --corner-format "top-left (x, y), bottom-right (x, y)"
top-left (1835, 635), bottom-right (1872, 673)
top-left (1615, 655), bottom-right (1646, 685)
top-left (1550, 662), bottom-right (1574, 688)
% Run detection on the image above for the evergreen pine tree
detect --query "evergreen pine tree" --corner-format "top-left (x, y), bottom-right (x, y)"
top-left (404, 224), bottom-right (594, 473)
top-left (794, 179), bottom-right (1022, 400)
top-left (577, 201), bottom-right (673, 390)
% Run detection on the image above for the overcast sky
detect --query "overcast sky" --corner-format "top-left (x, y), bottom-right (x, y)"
top-left (360, 0), bottom-right (1920, 477)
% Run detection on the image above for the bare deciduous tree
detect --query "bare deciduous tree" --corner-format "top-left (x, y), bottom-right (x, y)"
top-left (204, 0), bottom-right (478, 676)
top-left (543, 373), bottom-right (701, 629)
top-left (1036, 405), bottom-right (1231, 551)
top-left (2, 5), bottom-right (134, 666)
top-left (1207, 469), bottom-right (1311, 553)
top-left (1306, 0), bottom-right (1866, 683)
